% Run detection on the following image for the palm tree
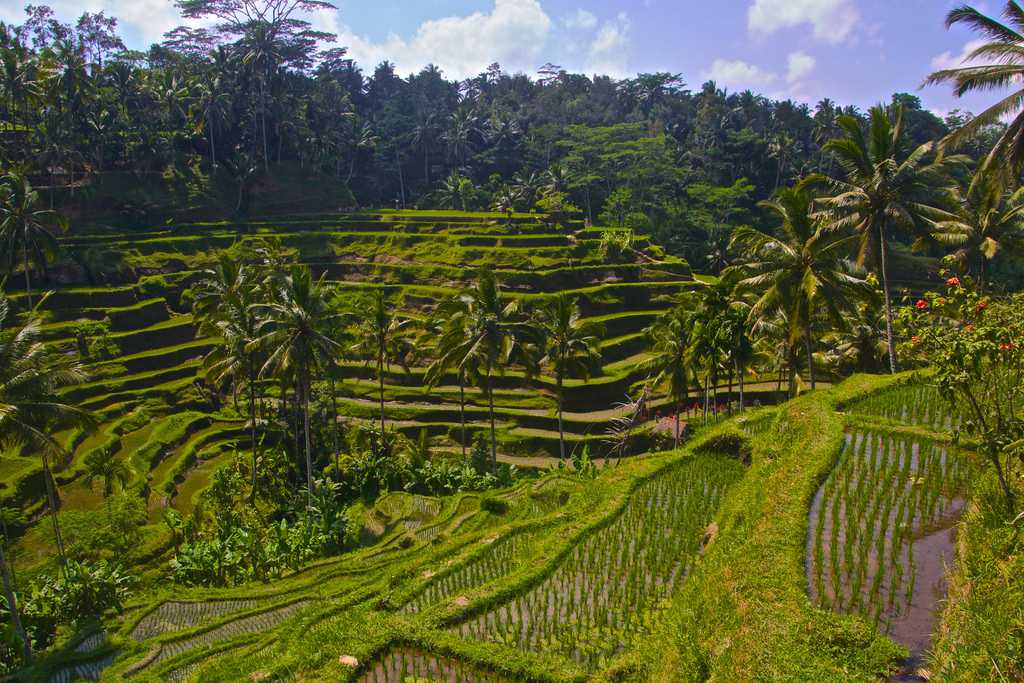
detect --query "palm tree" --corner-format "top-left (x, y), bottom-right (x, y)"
top-left (639, 305), bottom-right (694, 448)
top-left (424, 296), bottom-right (478, 458)
top-left (0, 171), bottom-right (63, 310)
top-left (811, 105), bottom-right (965, 373)
top-left (194, 254), bottom-right (263, 501)
top-left (349, 290), bottom-right (414, 435)
top-left (924, 2), bottom-right (1024, 180)
top-left (82, 447), bottom-right (131, 517)
top-left (431, 270), bottom-right (533, 469)
top-left (927, 166), bottom-right (1024, 288)
top-left (727, 186), bottom-right (870, 397)
top-left (537, 294), bottom-right (603, 459)
top-left (0, 293), bottom-right (94, 569)
top-left (251, 266), bottom-right (340, 505)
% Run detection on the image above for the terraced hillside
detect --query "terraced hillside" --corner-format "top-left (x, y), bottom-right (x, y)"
top-left (2, 211), bottom-right (793, 569)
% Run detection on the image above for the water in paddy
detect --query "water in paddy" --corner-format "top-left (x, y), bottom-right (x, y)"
top-left (806, 429), bottom-right (971, 668)
top-left (356, 647), bottom-right (510, 683)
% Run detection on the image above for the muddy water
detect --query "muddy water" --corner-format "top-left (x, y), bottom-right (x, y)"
top-left (806, 430), bottom-right (969, 667)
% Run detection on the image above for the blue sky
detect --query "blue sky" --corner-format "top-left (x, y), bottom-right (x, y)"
top-left (0, 0), bottom-right (1006, 115)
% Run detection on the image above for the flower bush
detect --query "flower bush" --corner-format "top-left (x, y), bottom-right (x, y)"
top-left (898, 273), bottom-right (1024, 514)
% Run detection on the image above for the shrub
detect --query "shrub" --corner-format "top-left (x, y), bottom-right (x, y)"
top-left (26, 560), bottom-right (134, 625)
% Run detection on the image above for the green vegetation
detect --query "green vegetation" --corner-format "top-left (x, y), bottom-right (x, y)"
top-left (1, 1), bottom-right (1024, 680)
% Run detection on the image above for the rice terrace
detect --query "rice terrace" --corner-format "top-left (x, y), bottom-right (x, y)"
top-left (0, 0), bottom-right (1022, 681)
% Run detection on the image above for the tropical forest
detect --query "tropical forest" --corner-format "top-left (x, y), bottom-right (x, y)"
top-left (0, 0), bottom-right (1021, 680)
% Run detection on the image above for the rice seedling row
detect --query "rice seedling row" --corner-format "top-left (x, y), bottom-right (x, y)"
top-left (401, 528), bottom-right (545, 614)
top-left (49, 654), bottom-right (117, 683)
top-left (143, 600), bottom-right (310, 670)
top-left (130, 599), bottom-right (261, 641)
top-left (357, 647), bottom-right (511, 683)
top-left (807, 429), bottom-right (971, 638)
top-left (847, 384), bottom-right (959, 431)
top-left (454, 457), bottom-right (741, 669)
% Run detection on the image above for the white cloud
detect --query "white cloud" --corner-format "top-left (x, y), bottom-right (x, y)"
top-left (0, 0), bottom-right (186, 47)
top-left (748, 0), bottom-right (858, 44)
top-left (586, 12), bottom-right (631, 77)
top-left (704, 58), bottom-right (777, 89)
top-left (326, 0), bottom-right (552, 79)
top-left (563, 8), bottom-right (597, 30)
top-left (930, 38), bottom-right (988, 71)
top-left (787, 51), bottom-right (815, 82)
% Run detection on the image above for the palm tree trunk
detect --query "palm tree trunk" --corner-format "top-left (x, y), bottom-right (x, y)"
top-left (378, 347), bottom-right (386, 435)
top-left (209, 111), bottom-right (217, 168)
top-left (330, 371), bottom-right (340, 477)
top-left (674, 395), bottom-right (681, 449)
top-left (260, 79), bottom-right (269, 173)
top-left (487, 366), bottom-right (497, 471)
top-left (787, 346), bottom-right (798, 398)
top-left (459, 369), bottom-right (466, 459)
top-left (0, 544), bottom-right (29, 662)
top-left (557, 372), bottom-right (565, 460)
top-left (22, 242), bottom-right (32, 310)
top-left (737, 358), bottom-right (745, 411)
top-left (702, 376), bottom-right (709, 425)
top-left (41, 454), bottom-right (67, 571)
top-left (726, 364), bottom-right (734, 415)
top-left (248, 359), bottom-right (258, 503)
top-left (302, 373), bottom-right (313, 507)
top-left (805, 329), bottom-right (816, 390)
top-left (879, 226), bottom-right (898, 374)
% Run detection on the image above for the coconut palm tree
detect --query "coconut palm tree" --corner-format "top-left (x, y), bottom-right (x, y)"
top-left (0, 293), bottom-right (94, 569)
top-left (537, 294), bottom-right (603, 460)
top-left (727, 186), bottom-right (870, 397)
top-left (927, 166), bottom-right (1024, 288)
top-left (924, 2), bottom-right (1024, 180)
top-left (424, 296), bottom-right (479, 459)
top-left (432, 269), bottom-right (533, 469)
top-left (0, 171), bottom-right (64, 310)
top-left (349, 290), bottom-right (415, 436)
top-left (194, 253), bottom-right (263, 501)
top-left (82, 447), bottom-right (131, 517)
top-left (810, 105), bottom-right (965, 373)
top-left (640, 305), bottom-right (695, 448)
top-left (251, 266), bottom-right (340, 505)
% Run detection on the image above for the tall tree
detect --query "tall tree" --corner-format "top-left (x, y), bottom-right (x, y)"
top-left (727, 186), bottom-right (870, 397)
top-left (251, 266), bottom-right (340, 505)
top-left (0, 293), bottom-right (94, 569)
top-left (812, 105), bottom-right (965, 373)
top-left (536, 294), bottom-right (603, 460)
top-left (924, 2), bottom-right (1024, 180)
top-left (928, 166), bottom-right (1024, 287)
top-left (194, 253), bottom-right (263, 501)
top-left (640, 304), bottom-right (695, 448)
top-left (349, 290), bottom-right (414, 435)
top-left (0, 171), bottom-right (63, 310)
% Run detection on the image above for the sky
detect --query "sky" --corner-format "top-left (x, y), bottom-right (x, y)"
top-left (0, 0), bottom-right (1008, 116)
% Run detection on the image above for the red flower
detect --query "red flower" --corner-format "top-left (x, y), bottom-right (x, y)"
top-left (915, 299), bottom-right (928, 310)
top-left (965, 324), bottom-right (976, 332)
top-left (976, 300), bottom-right (988, 312)
top-left (1000, 342), bottom-right (1018, 351)
top-left (946, 276), bottom-right (961, 287)
top-left (911, 335), bottom-right (921, 345)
